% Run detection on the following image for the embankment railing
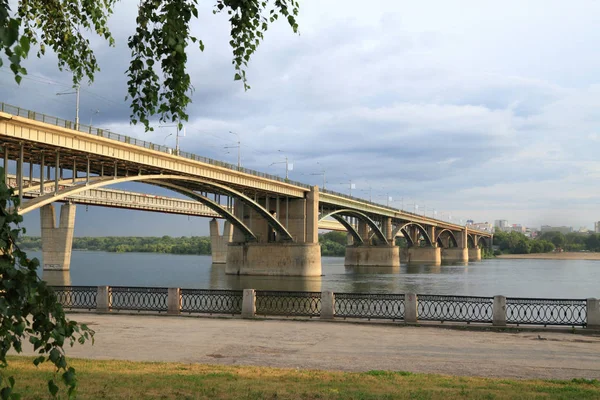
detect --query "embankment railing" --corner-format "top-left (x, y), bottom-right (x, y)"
top-left (49, 285), bottom-right (600, 329)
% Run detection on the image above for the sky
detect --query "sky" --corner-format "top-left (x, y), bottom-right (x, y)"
top-left (3, 0), bottom-right (600, 236)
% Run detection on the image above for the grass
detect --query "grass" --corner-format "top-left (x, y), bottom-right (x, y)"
top-left (4, 356), bottom-right (600, 399)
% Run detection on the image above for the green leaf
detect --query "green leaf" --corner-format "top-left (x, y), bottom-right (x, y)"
top-left (48, 379), bottom-right (59, 397)
top-left (234, 73), bottom-right (242, 81)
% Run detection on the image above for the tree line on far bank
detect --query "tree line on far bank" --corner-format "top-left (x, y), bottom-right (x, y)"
top-left (493, 230), bottom-right (600, 254)
top-left (19, 230), bottom-right (600, 257)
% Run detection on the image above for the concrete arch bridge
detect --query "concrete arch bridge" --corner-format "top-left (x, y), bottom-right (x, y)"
top-left (0, 103), bottom-right (492, 276)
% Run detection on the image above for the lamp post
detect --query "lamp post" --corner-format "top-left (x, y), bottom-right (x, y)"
top-left (56, 86), bottom-right (80, 130)
top-left (89, 109), bottom-right (100, 126)
top-left (310, 162), bottom-right (326, 189)
top-left (159, 124), bottom-right (182, 154)
top-left (227, 131), bottom-right (241, 168)
top-left (270, 151), bottom-right (290, 179)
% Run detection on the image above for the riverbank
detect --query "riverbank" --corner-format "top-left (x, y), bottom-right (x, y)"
top-left (497, 252), bottom-right (600, 260)
top-left (7, 356), bottom-right (600, 400)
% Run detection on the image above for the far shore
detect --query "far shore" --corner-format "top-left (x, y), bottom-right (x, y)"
top-left (497, 252), bottom-right (600, 260)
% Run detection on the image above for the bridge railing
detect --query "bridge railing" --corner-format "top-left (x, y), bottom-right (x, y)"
top-left (49, 285), bottom-right (597, 329)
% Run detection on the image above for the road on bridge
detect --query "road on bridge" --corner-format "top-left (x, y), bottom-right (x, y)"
top-left (20, 314), bottom-right (600, 380)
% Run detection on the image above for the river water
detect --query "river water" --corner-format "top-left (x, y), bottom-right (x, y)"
top-left (31, 250), bottom-right (600, 298)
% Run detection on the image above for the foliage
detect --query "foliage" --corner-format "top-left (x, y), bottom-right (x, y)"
top-left (318, 231), bottom-right (346, 257)
top-left (0, 0), bottom-right (300, 131)
top-left (0, 166), bottom-right (93, 399)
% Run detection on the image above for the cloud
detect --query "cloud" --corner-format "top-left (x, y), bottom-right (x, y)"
top-left (4, 0), bottom-right (600, 235)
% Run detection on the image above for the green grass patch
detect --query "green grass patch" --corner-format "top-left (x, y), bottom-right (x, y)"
top-left (3, 356), bottom-right (600, 399)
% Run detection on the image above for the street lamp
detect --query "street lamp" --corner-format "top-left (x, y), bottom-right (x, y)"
top-left (89, 109), bottom-right (100, 126)
top-left (310, 162), bottom-right (326, 189)
top-left (159, 124), bottom-right (184, 154)
top-left (56, 86), bottom-right (80, 130)
top-left (225, 131), bottom-right (241, 168)
top-left (270, 151), bottom-right (291, 179)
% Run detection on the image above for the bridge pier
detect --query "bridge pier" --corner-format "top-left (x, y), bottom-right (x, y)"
top-left (344, 245), bottom-right (400, 268)
top-left (405, 246), bottom-right (441, 265)
top-left (226, 186), bottom-right (322, 276)
top-left (441, 247), bottom-right (469, 263)
top-left (468, 248), bottom-right (482, 262)
top-left (209, 218), bottom-right (232, 264)
top-left (40, 203), bottom-right (76, 271)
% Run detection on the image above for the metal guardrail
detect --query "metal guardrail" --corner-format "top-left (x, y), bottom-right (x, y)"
top-left (109, 286), bottom-right (168, 312)
top-left (506, 298), bottom-right (587, 327)
top-left (335, 293), bottom-right (405, 320)
top-left (256, 290), bottom-right (321, 317)
top-left (180, 288), bottom-right (243, 315)
top-left (52, 286), bottom-right (97, 310)
top-left (417, 295), bottom-right (494, 323)
top-left (49, 286), bottom-right (592, 328)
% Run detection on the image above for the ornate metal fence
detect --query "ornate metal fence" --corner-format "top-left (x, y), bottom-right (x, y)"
top-left (335, 293), bottom-right (405, 320)
top-left (109, 286), bottom-right (168, 312)
top-left (255, 291), bottom-right (321, 317)
top-left (180, 289), bottom-right (243, 315)
top-left (52, 286), bottom-right (97, 310)
top-left (506, 298), bottom-right (587, 326)
top-left (418, 295), bottom-right (494, 323)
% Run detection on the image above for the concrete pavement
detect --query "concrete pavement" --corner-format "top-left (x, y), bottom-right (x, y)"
top-left (23, 313), bottom-right (600, 380)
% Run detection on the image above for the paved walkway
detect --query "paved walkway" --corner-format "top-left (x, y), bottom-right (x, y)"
top-left (25, 314), bottom-right (600, 380)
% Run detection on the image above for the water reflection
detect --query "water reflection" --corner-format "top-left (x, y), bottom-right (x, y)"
top-left (406, 264), bottom-right (442, 274)
top-left (210, 263), bottom-right (322, 292)
top-left (345, 265), bottom-right (400, 275)
top-left (42, 270), bottom-right (71, 286)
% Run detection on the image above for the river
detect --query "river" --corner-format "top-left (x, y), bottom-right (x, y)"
top-left (30, 250), bottom-right (600, 298)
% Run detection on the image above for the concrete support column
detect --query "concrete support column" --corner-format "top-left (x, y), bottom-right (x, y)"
top-left (358, 220), bottom-right (369, 244)
top-left (407, 246), bottom-right (441, 265)
top-left (587, 298), bottom-right (600, 329)
top-left (405, 293), bottom-right (417, 323)
top-left (97, 286), bottom-right (111, 312)
top-left (306, 186), bottom-right (319, 244)
top-left (493, 295), bottom-right (506, 326)
top-left (168, 288), bottom-right (181, 315)
top-left (242, 289), bottom-right (256, 318)
top-left (321, 290), bottom-right (335, 320)
top-left (345, 245), bottom-right (400, 267)
top-left (226, 242), bottom-right (322, 276)
top-left (468, 247), bottom-right (482, 262)
top-left (40, 203), bottom-right (76, 270)
top-left (441, 247), bottom-right (469, 263)
top-left (209, 218), bottom-right (233, 264)
top-left (383, 217), bottom-right (393, 243)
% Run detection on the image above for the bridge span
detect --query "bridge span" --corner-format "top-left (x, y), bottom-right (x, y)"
top-left (0, 102), bottom-right (492, 275)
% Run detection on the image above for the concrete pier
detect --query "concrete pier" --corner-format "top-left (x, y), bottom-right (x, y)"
top-left (226, 242), bottom-right (322, 276)
top-left (40, 203), bottom-right (76, 270)
top-left (405, 246), bottom-right (441, 265)
top-left (209, 218), bottom-right (233, 264)
top-left (469, 248), bottom-right (482, 262)
top-left (441, 247), bottom-right (469, 263)
top-left (344, 245), bottom-right (400, 267)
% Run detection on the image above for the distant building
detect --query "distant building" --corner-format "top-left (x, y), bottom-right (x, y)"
top-left (511, 224), bottom-right (525, 233)
top-left (540, 225), bottom-right (573, 234)
top-left (494, 220), bottom-right (509, 229)
top-left (595, 221), bottom-right (600, 233)
top-left (466, 219), bottom-right (474, 226)
top-left (470, 222), bottom-right (493, 232)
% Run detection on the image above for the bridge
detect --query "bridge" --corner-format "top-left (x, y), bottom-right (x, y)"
top-left (0, 102), bottom-right (492, 276)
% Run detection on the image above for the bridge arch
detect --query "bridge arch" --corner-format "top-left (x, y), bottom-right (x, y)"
top-left (477, 236), bottom-right (490, 248)
top-left (319, 209), bottom-right (388, 245)
top-left (435, 229), bottom-right (458, 248)
top-left (391, 222), bottom-right (433, 246)
top-left (467, 234), bottom-right (476, 248)
top-left (18, 174), bottom-right (294, 241)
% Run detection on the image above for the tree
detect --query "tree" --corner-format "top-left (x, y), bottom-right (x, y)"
top-left (0, 163), bottom-right (94, 398)
top-left (0, 0), bottom-right (300, 130)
